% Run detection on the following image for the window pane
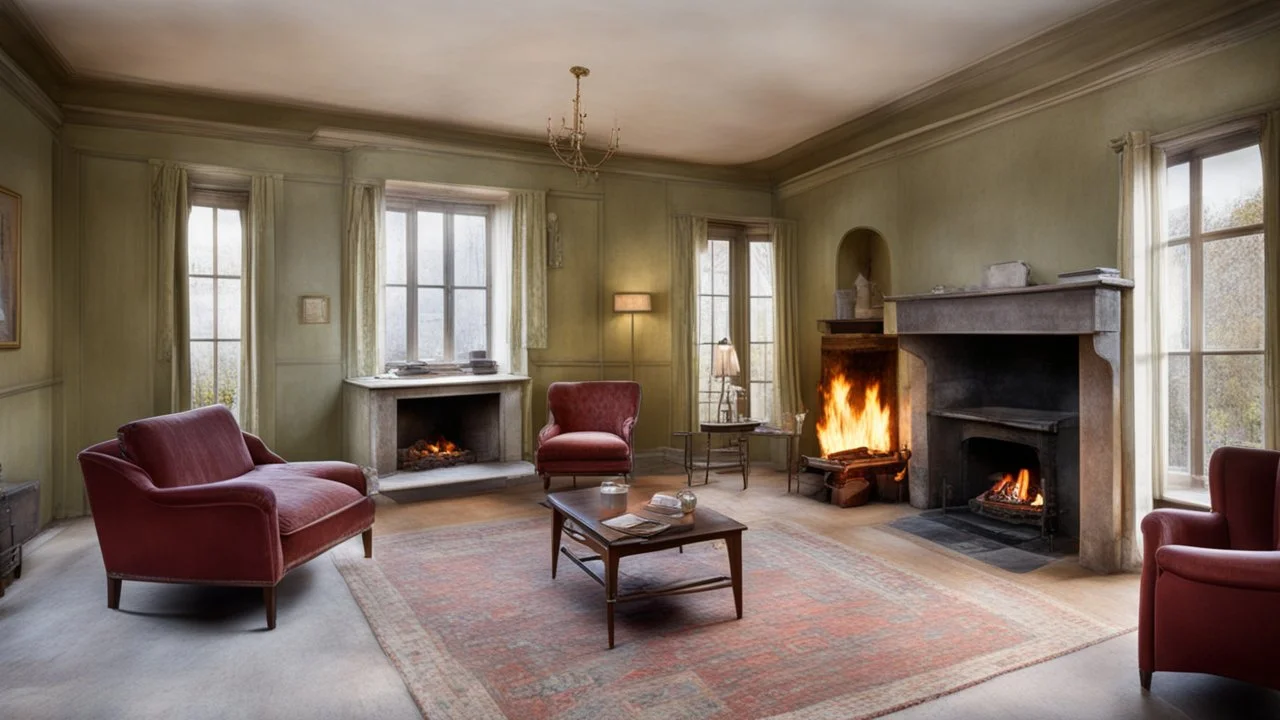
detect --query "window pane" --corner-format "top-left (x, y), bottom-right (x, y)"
top-left (454, 214), bottom-right (487, 287)
top-left (698, 345), bottom-right (713, 392)
top-left (217, 340), bottom-right (241, 417)
top-left (386, 211), bottom-right (408, 285)
top-left (1166, 354), bottom-right (1190, 473)
top-left (384, 286), bottom-right (407, 363)
top-left (1201, 145), bottom-right (1263, 232)
top-left (1204, 354), bottom-right (1265, 461)
top-left (698, 245), bottom-right (713, 294)
top-left (188, 206), bottom-right (215, 275)
top-left (1203, 233), bottom-right (1264, 351)
top-left (417, 288), bottom-right (445, 361)
top-left (750, 342), bottom-right (774, 383)
top-left (711, 240), bottom-right (730, 295)
top-left (417, 211), bottom-right (444, 286)
top-left (697, 296), bottom-right (713, 344)
top-left (189, 277), bottom-right (215, 340)
top-left (750, 241), bottom-right (774, 297)
top-left (1163, 243), bottom-right (1189, 351)
top-left (1165, 162), bottom-right (1189, 239)
top-left (216, 208), bottom-right (242, 276)
top-left (751, 382), bottom-right (774, 423)
top-left (750, 297), bottom-right (774, 343)
top-left (190, 341), bottom-right (216, 408)
top-left (453, 288), bottom-right (487, 359)
top-left (217, 278), bottom-right (241, 339)
top-left (713, 297), bottom-right (730, 343)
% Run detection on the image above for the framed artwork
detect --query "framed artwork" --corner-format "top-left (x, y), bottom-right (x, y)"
top-left (0, 186), bottom-right (19, 349)
top-left (299, 295), bottom-right (330, 324)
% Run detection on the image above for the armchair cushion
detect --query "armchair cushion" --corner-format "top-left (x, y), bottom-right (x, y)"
top-left (536, 431), bottom-right (631, 462)
top-left (117, 405), bottom-right (254, 488)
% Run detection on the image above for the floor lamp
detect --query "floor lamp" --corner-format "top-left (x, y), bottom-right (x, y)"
top-left (713, 337), bottom-right (741, 422)
top-left (613, 293), bottom-right (652, 380)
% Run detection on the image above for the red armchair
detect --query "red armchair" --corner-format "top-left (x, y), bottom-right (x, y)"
top-left (77, 405), bottom-right (375, 630)
top-left (536, 381), bottom-right (641, 491)
top-left (1139, 446), bottom-right (1280, 691)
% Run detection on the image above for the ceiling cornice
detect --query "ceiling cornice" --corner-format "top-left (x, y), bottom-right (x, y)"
top-left (769, 0), bottom-right (1280, 196)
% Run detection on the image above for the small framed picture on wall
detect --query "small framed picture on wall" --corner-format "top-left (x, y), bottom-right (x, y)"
top-left (0, 185), bottom-right (20, 349)
top-left (299, 295), bottom-right (330, 324)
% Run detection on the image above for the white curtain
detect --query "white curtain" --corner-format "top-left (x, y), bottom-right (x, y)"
top-left (1115, 130), bottom-right (1162, 569)
top-left (500, 191), bottom-right (547, 458)
top-left (242, 174), bottom-right (281, 436)
top-left (151, 162), bottom-right (190, 413)
top-left (343, 181), bottom-right (385, 378)
top-left (671, 215), bottom-right (707, 432)
top-left (1263, 111), bottom-right (1280, 450)
top-left (771, 219), bottom-right (803, 426)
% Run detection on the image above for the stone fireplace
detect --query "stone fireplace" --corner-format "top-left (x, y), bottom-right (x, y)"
top-left (889, 278), bottom-right (1132, 572)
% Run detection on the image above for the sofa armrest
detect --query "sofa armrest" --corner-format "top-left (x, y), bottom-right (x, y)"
top-left (242, 432), bottom-right (286, 465)
top-left (538, 423), bottom-right (562, 447)
top-left (1156, 546), bottom-right (1280, 592)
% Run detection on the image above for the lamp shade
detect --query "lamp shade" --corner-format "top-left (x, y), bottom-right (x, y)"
top-left (613, 293), bottom-right (652, 313)
top-left (712, 338), bottom-right (740, 378)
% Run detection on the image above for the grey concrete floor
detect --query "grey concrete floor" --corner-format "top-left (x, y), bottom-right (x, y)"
top-left (3, 478), bottom-right (1278, 720)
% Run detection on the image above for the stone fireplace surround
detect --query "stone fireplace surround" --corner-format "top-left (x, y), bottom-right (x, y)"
top-left (888, 278), bottom-right (1132, 573)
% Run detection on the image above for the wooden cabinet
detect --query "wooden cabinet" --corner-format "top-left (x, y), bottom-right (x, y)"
top-left (1, 481), bottom-right (39, 596)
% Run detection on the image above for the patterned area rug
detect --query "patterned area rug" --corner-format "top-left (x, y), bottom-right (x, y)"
top-left (333, 516), bottom-right (1128, 720)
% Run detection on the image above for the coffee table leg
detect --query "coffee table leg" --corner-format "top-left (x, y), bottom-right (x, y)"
top-left (726, 532), bottom-right (743, 619)
top-left (551, 509), bottom-right (565, 579)
top-left (605, 549), bottom-right (619, 648)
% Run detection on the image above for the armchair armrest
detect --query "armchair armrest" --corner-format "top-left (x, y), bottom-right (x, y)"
top-left (1141, 509), bottom-right (1229, 555)
top-left (1156, 546), bottom-right (1280, 592)
top-left (538, 423), bottom-right (562, 447)
top-left (242, 432), bottom-right (286, 465)
top-left (621, 416), bottom-right (638, 454)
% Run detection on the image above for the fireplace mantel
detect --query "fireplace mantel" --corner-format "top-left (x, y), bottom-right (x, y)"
top-left (888, 278), bottom-right (1133, 336)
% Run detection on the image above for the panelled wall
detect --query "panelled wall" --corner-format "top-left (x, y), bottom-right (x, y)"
top-left (0, 82), bottom-right (56, 524)
top-left (779, 29), bottom-right (1280, 457)
top-left (52, 128), bottom-right (770, 514)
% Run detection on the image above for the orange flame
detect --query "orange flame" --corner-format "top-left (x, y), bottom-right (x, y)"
top-left (988, 468), bottom-right (1043, 506)
top-left (816, 373), bottom-right (893, 456)
top-left (408, 436), bottom-right (462, 458)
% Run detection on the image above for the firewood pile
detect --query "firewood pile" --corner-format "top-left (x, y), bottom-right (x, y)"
top-left (800, 447), bottom-right (911, 507)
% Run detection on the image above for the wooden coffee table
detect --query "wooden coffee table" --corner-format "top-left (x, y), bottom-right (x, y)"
top-left (547, 487), bottom-right (747, 648)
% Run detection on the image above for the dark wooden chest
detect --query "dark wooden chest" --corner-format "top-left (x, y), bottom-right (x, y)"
top-left (1, 481), bottom-right (39, 595)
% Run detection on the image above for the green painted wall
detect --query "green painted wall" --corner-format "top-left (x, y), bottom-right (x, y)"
top-left (55, 127), bottom-right (771, 489)
top-left (0, 83), bottom-right (55, 523)
top-left (780, 29), bottom-right (1280, 456)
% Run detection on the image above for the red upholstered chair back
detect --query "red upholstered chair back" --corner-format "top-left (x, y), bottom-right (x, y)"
top-left (116, 405), bottom-right (255, 488)
top-left (1207, 446), bottom-right (1280, 550)
top-left (546, 381), bottom-right (641, 437)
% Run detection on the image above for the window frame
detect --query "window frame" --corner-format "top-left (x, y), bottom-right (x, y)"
top-left (187, 188), bottom-right (248, 419)
top-left (1162, 132), bottom-right (1266, 501)
top-left (384, 198), bottom-right (493, 363)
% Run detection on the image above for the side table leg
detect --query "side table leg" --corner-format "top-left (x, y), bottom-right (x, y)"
top-left (741, 435), bottom-right (750, 490)
top-left (605, 550), bottom-right (620, 649)
top-left (704, 433), bottom-right (712, 485)
top-left (551, 509), bottom-right (565, 579)
top-left (726, 532), bottom-right (743, 619)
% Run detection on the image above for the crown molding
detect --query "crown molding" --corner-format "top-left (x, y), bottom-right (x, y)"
top-left (772, 0), bottom-right (1280, 198)
top-left (0, 39), bottom-right (60, 129)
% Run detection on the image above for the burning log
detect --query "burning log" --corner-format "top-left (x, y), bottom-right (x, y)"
top-left (397, 436), bottom-right (476, 472)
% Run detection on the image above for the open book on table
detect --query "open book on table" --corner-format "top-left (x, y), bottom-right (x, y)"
top-left (601, 513), bottom-right (670, 538)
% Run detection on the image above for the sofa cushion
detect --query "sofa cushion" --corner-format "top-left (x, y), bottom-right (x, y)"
top-left (537, 431), bottom-right (630, 462)
top-left (249, 461), bottom-right (368, 496)
top-left (118, 405), bottom-right (254, 488)
top-left (236, 469), bottom-right (367, 535)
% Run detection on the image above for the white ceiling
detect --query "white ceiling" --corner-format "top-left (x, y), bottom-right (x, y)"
top-left (19, 0), bottom-right (1113, 165)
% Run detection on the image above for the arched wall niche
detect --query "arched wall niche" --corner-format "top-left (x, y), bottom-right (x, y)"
top-left (836, 227), bottom-right (892, 296)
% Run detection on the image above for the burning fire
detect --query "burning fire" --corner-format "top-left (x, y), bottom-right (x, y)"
top-left (987, 468), bottom-right (1044, 507)
top-left (816, 373), bottom-right (893, 457)
top-left (405, 436), bottom-right (464, 459)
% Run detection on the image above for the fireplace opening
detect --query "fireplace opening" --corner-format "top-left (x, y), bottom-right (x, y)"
top-left (962, 438), bottom-right (1044, 526)
top-left (395, 394), bottom-right (500, 473)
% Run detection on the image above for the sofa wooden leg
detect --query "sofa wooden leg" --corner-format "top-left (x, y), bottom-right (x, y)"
top-left (1140, 670), bottom-right (1152, 690)
top-left (363, 528), bottom-right (374, 559)
top-left (264, 586), bottom-right (277, 630)
top-left (542, 474), bottom-right (551, 491)
top-left (107, 576), bottom-right (122, 610)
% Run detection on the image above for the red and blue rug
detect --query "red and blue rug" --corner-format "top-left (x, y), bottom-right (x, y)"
top-left (334, 516), bottom-right (1127, 719)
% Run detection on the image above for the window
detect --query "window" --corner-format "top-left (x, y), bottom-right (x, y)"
top-left (187, 193), bottom-right (246, 418)
top-left (696, 225), bottom-right (775, 423)
top-left (384, 200), bottom-right (491, 364)
top-left (1162, 137), bottom-right (1266, 505)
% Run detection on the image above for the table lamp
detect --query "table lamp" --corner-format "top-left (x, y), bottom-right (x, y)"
top-left (613, 293), bottom-right (652, 380)
top-left (712, 337), bottom-right (740, 422)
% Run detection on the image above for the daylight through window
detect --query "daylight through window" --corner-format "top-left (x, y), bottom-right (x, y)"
top-left (188, 196), bottom-right (245, 419)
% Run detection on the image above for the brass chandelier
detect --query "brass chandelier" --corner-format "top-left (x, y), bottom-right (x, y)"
top-left (547, 66), bottom-right (620, 181)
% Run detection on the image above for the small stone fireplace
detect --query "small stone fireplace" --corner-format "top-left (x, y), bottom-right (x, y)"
top-left (396, 394), bottom-right (500, 471)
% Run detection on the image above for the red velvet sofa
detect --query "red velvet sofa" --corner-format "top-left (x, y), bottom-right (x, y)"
top-left (536, 381), bottom-right (641, 491)
top-left (1139, 446), bottom-right (1280, 690)
top-left (77, 405), bottom-right (375, 629)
